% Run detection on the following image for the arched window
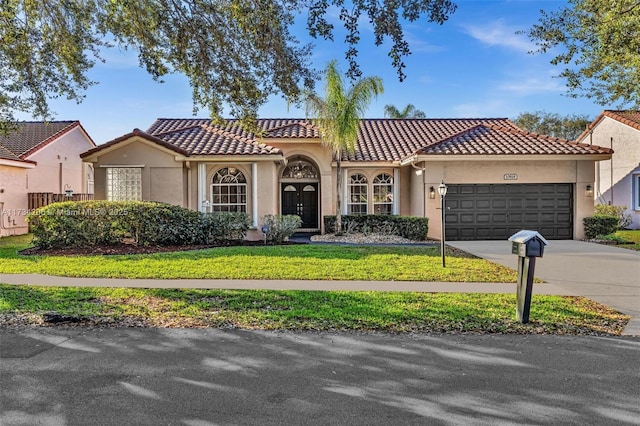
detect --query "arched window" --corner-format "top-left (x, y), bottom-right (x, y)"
top-left (282, 159), bottom-right (319, 180)
top-left (211, 167), bottom-right (247, 212)
top-left (373, 173), bottom-right (393, 215)
top-left (348, 174), bottom-right (368, 215)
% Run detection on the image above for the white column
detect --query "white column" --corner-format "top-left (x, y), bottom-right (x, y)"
top-left (342, 167), bottom-right (349, 215)
top-left (252, 162), bottom-right (258, 227)
top-left (393, 168), bottom-right (400, 215)
top-left (197, 163), bottom-right (206, 212)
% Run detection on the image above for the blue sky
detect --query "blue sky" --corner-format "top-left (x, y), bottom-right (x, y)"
top-left (20, 0), bottom-right (607, 144)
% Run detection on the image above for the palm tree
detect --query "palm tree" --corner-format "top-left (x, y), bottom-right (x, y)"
top-left (305, 60), bottom-right (383, 235)
top-left (384, 104), bottom-right (426, 118)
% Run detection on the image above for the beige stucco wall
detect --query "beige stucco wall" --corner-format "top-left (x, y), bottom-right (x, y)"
top-left (26, 126), bottom-right (95, 195)
top-left (583, 116), bottom-right (640, 228)
top-left (418, 158), bottom-right (597, 240)
top-left (88, 137), bottom-right (185, 206)
top-left (0, 164), bottom-right (30, 236)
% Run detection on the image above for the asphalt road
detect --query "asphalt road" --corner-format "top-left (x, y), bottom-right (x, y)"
top-left (1, 328), bottom-right (639, 425)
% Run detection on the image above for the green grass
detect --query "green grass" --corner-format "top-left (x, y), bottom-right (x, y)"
top-left (613, 230), bottom-right (640, 250)
top-left (0, 284), bottom-right (629, 335)
top-left (0, 234), bottom-right (629, 335)
top-left (0, 235), bottom-right (517, 282)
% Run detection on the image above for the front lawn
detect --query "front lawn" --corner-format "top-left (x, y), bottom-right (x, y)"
top-left (0, 285), bottom-right (629, 335)
top-left (0, 235), bottom-right (517, 282)
top-left (613, 230), bottom-right (640, 250)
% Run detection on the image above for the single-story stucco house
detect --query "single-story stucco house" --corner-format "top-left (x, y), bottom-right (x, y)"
top-left (0, 121), bottom-right (95, 236)
top-left (80, 118), bottom-right (613, 241)
top-left (576, 110), bottom-right (640, 229)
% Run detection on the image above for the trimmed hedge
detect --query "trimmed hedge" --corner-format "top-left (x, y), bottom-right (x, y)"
top-left (323, 215), bottom-right (428, 241)
top-left (583, 215), bottom-right (619, 239)
top-left (27, 200), bottom-right (250, 248)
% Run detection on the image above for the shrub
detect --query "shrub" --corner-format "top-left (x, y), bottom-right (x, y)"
top-left (323, 215), bottom-right (428, 241)
top-left (583, 215), bottom-right (619, 239)
top-left (27, 201), bottom-right (251, 248)
top-left (594, 204), bottom-right (632, 230)
top-left (261, 215), bottom-right (302, 243)
top-left (28, 200), bottom-right (126, 248)
top-left (201, 212), bottom-right (251, 243)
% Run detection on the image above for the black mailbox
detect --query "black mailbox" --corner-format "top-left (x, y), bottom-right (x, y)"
top-left (509, 230), bottom-right (548, 258)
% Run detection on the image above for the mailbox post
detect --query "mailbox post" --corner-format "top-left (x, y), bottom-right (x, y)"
top-left (508, 230), bottom-right (548, 323)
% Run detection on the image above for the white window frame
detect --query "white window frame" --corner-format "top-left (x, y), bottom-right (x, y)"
top-left (210, 167), bottom-right (247, 213)
top-left (633, 173), bottom-right (640, 210)
top-left (373, 173), bottom-right (393, 215)
top-left (348, 173), bottom-right (368, 215)
top-left (106, 167), bottom-right (142, 201)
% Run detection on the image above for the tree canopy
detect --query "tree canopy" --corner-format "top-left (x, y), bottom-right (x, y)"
top-left (512, 111), bottom-right (592, 141)
top-left (305, 60), bottom-right (383, 233)
top-left (384, 104), bottom-right (426, 118)
top-left (0, 0), bottom-right (456, 130)
top-left (524, 0), bottom-right (640, 108)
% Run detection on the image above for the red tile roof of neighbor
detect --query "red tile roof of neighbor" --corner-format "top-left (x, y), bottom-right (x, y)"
top-left (576, 110), bottom-right (640, 142)
top-left (86, 118), bottom-right (612, 161)
top-left (0, 121), bottom-right (87, 159)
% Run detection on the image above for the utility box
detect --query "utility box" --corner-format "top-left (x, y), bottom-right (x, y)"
top-left (509, 230), bottom-right (548, 258)
top-left (508, 230), bottom-right (549, 324)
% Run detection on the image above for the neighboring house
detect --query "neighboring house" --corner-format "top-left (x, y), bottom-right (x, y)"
top-left (0, 121), bottom-right (96, 236)
top-left (576, 110), bottom-right (640, 229)
top-left (81, 118), bottom-right (612, 241)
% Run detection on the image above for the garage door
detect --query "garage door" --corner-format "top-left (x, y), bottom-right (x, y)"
top-left (445, 184), bottom-right (573, 240)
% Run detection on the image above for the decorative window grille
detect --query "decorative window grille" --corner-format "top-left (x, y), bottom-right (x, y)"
top-left (106, 167), bottom-right (142, 201)
top-left (373, 173), bottom-right (393, 215)
top-left (282, 159), bottom-right (318, 179)
top-left (348, 173), bottom-right (368, 215)
top-left (211, 167), bottom-right (247, 212)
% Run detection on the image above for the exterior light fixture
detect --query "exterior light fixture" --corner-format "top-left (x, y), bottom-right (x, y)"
top-left (64, 184), bottom-right (74, 198)
top-left (429, 186), bottom-right (436, 199)
top-left (438, 180), bottom-right (447, 268)
top-left (586, 184), bottom-right (593, 197)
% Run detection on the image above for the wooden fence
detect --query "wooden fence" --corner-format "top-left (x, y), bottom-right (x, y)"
top-left (28, 193), bottom-right (94, 210)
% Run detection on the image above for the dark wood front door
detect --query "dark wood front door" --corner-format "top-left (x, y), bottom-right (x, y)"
top-left (282, 183), bottom-right (318, 228)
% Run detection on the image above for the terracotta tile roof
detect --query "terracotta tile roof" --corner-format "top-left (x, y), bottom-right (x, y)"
top-left (0, 121), bottom-right (80, 158)
top-left (603, 110), bottom-right (640, 130)
top-left (418, 124), bottom-right (614, 156)
top-left (0, 144), bottom-right (22, 161)
top-left (146, 119), bottom-right (284, 155)
top-left (349, 118), bottom-right (520, 161)
top-left (81, 129), bottom-right (190, 158)
top-left (85, 117), bottom-right (610, 161)
top-left (576, 110), bottom-right (640, 142)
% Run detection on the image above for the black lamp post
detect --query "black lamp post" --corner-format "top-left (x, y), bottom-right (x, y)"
top-left (438, 180), bottom-right (447, 268)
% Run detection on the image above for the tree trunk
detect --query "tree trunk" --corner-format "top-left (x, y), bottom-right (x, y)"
top-left (335, 155), bottom-right (343, 236)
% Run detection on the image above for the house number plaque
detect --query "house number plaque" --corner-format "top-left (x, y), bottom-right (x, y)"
top-left (503, 173), bottom-right (518, 180)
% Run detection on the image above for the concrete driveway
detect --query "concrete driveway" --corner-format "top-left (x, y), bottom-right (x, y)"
top-left (447, 240), bottom-right (640, 335)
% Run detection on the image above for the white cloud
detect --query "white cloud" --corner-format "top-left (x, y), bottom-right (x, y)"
top-left (461, 19), bottom-right (534, 53)
top-left (453, 99), bottom-right (510, 118)
top-left (498, 77), bottom-right (565, 95)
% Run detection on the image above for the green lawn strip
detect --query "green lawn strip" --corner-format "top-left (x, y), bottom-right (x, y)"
top-left (0, 285), bottom-right (629, 335)
top-left (614, 230), bottom-right (640, 251)
top-left (0, 238), bottom-right (517, 282)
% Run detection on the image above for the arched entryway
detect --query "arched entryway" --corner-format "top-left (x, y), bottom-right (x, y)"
top-left (280, 157), bottom-right (320, 229)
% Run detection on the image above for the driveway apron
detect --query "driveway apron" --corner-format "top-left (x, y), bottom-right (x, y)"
top-left (447, 240), bottom-right (640, 336)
